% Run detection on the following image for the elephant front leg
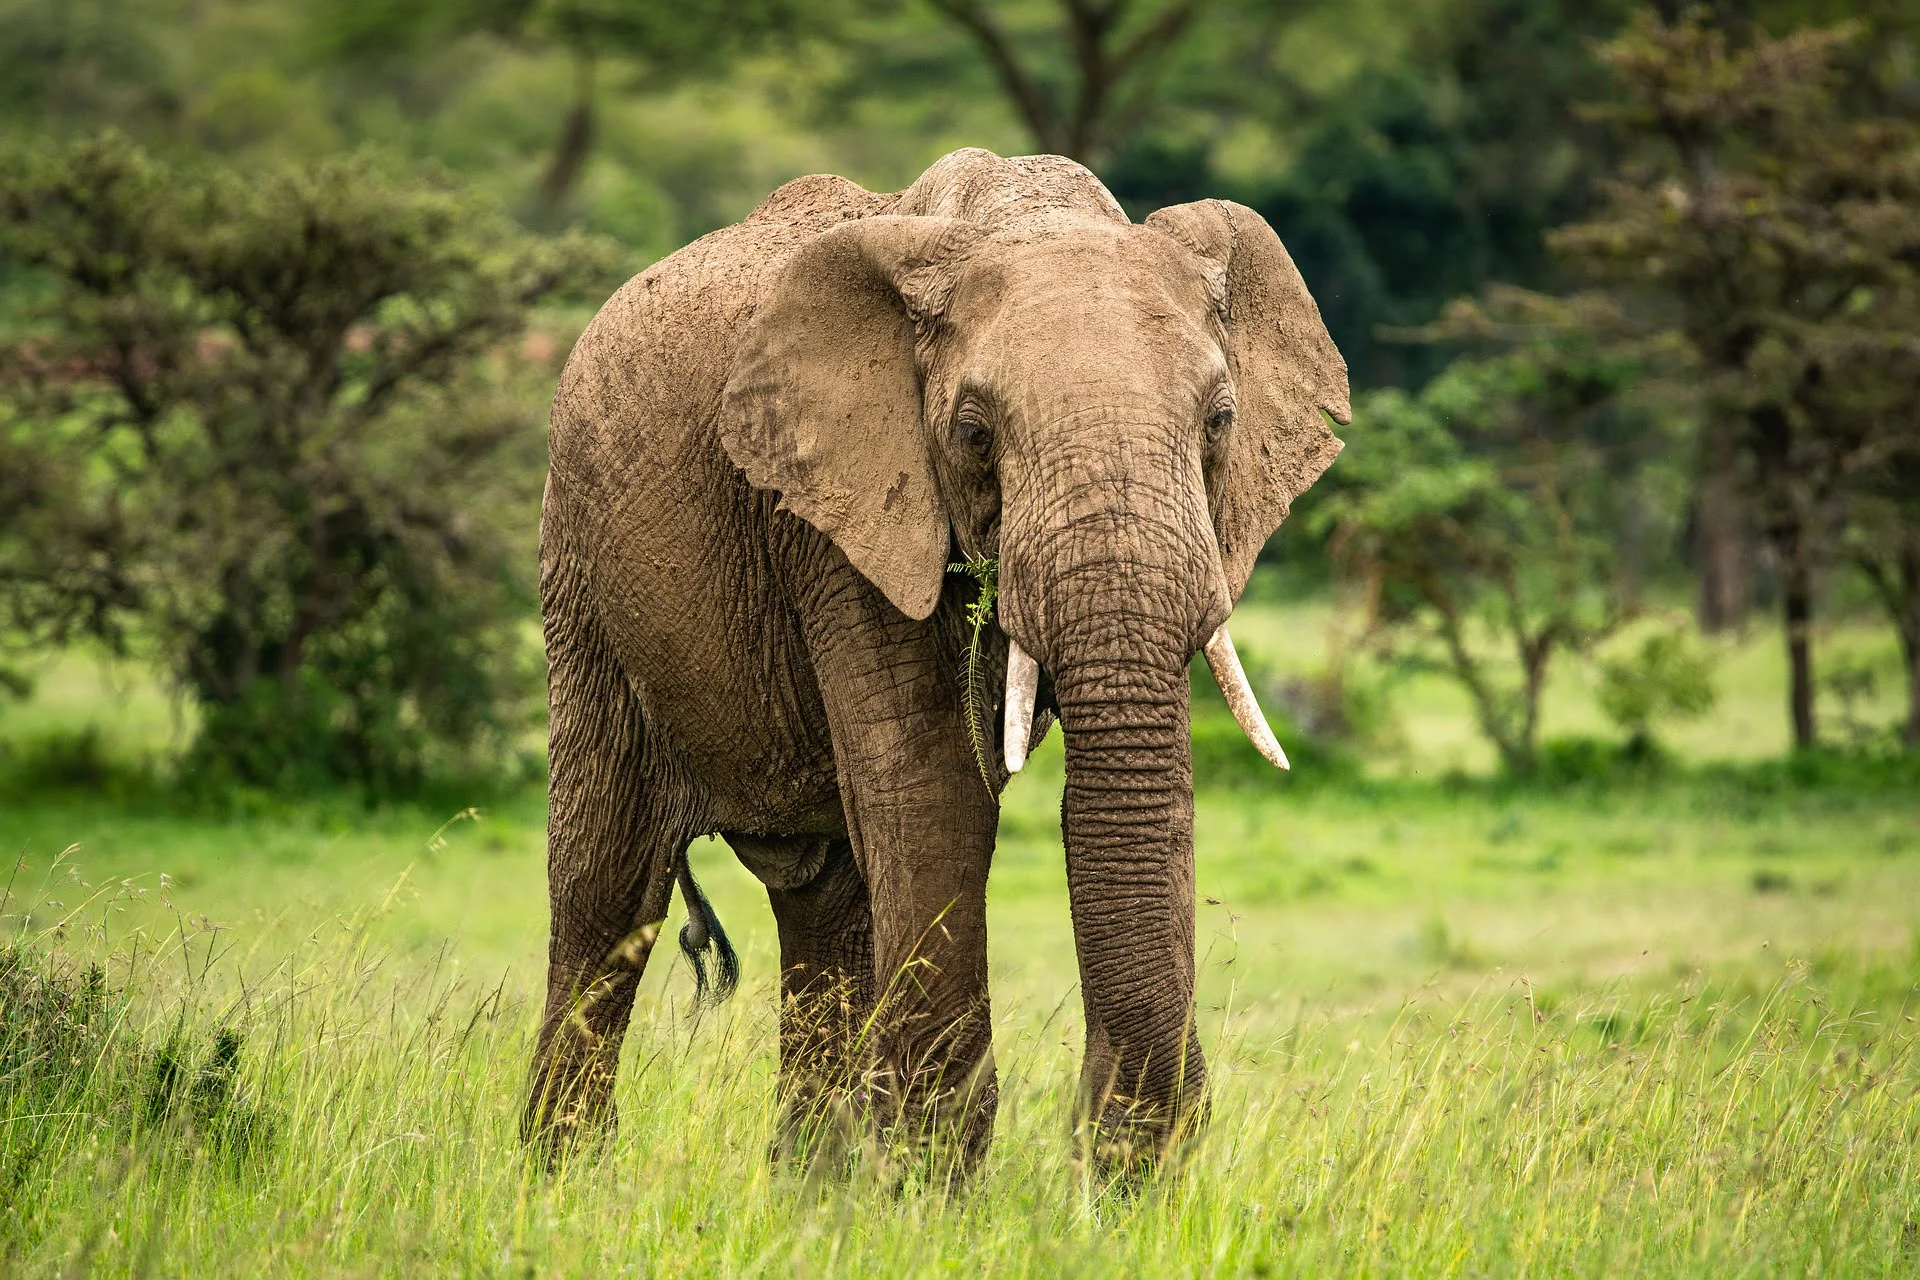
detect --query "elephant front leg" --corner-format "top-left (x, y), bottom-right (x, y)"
top-left (859, 801), bottom-right (998, 1170)
top-left (801, 594), bottom-right (1002, 1173)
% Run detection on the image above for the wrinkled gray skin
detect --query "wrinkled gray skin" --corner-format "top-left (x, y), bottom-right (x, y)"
top-left (529, 148), bottom-right (1348, 1168)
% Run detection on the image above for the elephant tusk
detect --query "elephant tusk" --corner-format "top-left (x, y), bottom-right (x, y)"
top-left (1003, 637), bottom-right (1040, 774)
top-left (1203, 625), bottom-right (1290, 771)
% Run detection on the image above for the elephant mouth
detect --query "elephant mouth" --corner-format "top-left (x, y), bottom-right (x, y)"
top-left (1001, 625), bottom-right (1286, 774)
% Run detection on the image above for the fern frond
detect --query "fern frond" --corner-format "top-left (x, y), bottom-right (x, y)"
top-left (949, 555), bottom-right (999, 793)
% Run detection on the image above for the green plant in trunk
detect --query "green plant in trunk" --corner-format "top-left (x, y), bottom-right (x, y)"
top-left (0, 133), bottom-right (618, 795)
top-left (950, 554), bottom-right (1001, 791)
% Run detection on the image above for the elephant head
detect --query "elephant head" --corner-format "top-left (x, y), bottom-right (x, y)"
top-left (721, 167), bottom-right (1348, 1151)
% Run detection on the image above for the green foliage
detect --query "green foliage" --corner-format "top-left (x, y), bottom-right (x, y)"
top-left (0, 133), bottom-right (618, 795)
top-left (310, 0), bottom-right (816, 212)
top-left (911, 0), bottom-right (1260, 164)
top-left (1597, 626), bottom-right (1718, 750)
top-left (1176, 0), bottom-right (1642, 387)
top-left (3, 0), bottom-right (1918, 785)
top-left (1187, 639), bottom-right (1369, 786)
top-left (1188, 699), bottom-right (1353, 788)
top-left (949, 554), bottom-right (1001, 791)
top-left (0, 727), bottom-right (138, 799)
top-left (0, 943), bottom-right (269, 1223)
top-left (1554, 10), bottom-right (1920, 749)
top-left (1315, 302), bottom-right (1658, 774)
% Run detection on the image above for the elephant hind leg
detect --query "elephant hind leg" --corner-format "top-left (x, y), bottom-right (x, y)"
top-left (524, 818), bottom-right (682, 1153)
top-left (526, 535), bottom-right (699, 1151)
top-left (732, 834), bottom-right (874, 1165)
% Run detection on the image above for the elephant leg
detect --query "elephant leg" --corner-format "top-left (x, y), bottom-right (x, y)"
top-left (524, 811), bottom-right (681, 1151)
top-left (733, 834), bottom-right (875, 1162)
top-left (799, 599), bottom-right (1001, 1168)
top-left (524, 535), bottom-right (690, 1150)
top-left (862, 823), bottom-right (996, 1170)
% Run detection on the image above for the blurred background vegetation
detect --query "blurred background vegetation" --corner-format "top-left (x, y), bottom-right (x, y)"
top-left (2, 0), bottom-right (1917, 799)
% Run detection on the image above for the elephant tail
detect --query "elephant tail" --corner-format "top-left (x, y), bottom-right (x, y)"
top-left (676, 852), bottom-right (739, 1006)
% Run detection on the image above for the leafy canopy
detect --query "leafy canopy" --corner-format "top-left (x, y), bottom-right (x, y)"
top-left (0, 133), bottom-right (620, 794)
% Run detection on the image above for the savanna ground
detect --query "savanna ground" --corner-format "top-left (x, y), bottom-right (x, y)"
top-left (2, 601), bottom-right (1918, 1277)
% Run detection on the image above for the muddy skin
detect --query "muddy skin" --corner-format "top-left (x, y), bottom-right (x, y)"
top-left (525, 148), bottom-right (1348, 1173)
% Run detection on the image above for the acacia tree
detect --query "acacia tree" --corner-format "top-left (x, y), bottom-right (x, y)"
top-left (0, 134), bottom-right (615, 792)
top-left (1553, 11), bottom-right (1920, 750)
top-left (1842, 396), bottom-right (1920, 746)
top-left (1315, 297), bottom-right (1657, 775)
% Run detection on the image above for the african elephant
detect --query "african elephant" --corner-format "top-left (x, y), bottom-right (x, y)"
top-left (526, 148), bottom-right (1348, 1168)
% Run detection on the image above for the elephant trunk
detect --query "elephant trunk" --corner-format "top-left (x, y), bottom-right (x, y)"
top-left (998, 490), bottom-right (1220, 1160)
top-left (1051, 606), bottom-right (1207, 1158)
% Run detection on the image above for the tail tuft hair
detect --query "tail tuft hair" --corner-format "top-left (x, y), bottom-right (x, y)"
top-left (676, 853), bottom-right (738, 1006)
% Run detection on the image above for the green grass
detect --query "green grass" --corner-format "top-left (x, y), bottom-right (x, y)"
top-left (2, 606), bottom-right (1918, 1276)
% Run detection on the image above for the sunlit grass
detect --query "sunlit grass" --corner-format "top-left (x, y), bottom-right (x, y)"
top-left (4, 746), bottom-right (1918, 1275)
top-left (5, 852), bottom-right (1916, 1277)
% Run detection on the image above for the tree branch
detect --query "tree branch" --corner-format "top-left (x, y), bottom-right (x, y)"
top-left (926, 0), bottom-right (1064, 152)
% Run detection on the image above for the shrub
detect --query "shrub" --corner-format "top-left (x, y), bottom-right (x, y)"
top-left (0, 942), bottom-right (269, 1229)
top-left (0, 134), bottom-right (618, 795)
top-left (1189, 654), bottom-right (1358, 787)
top-left (1534, 734), bottom-right (1672, 787)
top-left (1596, 625), bottom-right (1717, 753)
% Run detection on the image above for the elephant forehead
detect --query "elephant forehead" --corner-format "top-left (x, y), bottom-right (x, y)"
top-left (968, 268), bottom-right (1226, 395)
top-left (984, 218), bottom-right (1205, 291)
top-left (954, 229), bottom-right (1216, 340)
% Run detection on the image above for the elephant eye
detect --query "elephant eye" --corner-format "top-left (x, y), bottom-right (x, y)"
top-left (1204, 401), bottom-right (1236, 446)
top-left (953, 401), bottom-right (994, 461)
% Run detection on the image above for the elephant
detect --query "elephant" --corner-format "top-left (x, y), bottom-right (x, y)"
top-left (526, 147), bottom-right (1348, 1170)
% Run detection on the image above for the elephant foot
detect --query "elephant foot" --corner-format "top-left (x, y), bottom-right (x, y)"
top-left (769, 1062), bottom-right (997, 1192)
top-left (769, 1087), bottom-right (864, 1179)
top-left (1076, 1088), bottom-right (1210, 1183)
top-left (521, 1048), bottom-right (621, 1166)
top-left (868, 1056), bottom-right (998, 1190)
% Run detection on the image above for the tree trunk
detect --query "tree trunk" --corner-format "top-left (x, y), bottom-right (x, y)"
top-left (1899, 548), bottom-right (1920, 748)
top-left (1694, 430), bottom-right (1752, 633)
top-left (539, 51), bottom-right (596, 215)
top-left (1904, 619), bottom-right (1920, 749)
top-left (1781, 529), bottom-right (1817, 750)
top-left (1751, 402), bottom-right (1817, 751)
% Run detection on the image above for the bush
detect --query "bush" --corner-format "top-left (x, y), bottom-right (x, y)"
top-left (1313, 304), bottom-right (1664, 777)
top-left (0, 134), bottom-right (619, 795)
top-left (1596, 625), bottom-right (1716, 752)
top-left (1533, 734), bottom-right (1673, 787)
top-left (0, 943), bottom-right (270, 1225)
top-left (0, 727), bottom-right (135, 797)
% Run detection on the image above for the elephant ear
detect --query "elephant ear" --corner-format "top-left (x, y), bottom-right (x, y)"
top-left (1146, 200), bottom-right (1351, 597)
top-left (721, 215), bottom-right (975, 621)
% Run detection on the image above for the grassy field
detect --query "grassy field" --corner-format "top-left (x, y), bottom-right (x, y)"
top-left (2, 604), bottom-right (1918, 1276)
